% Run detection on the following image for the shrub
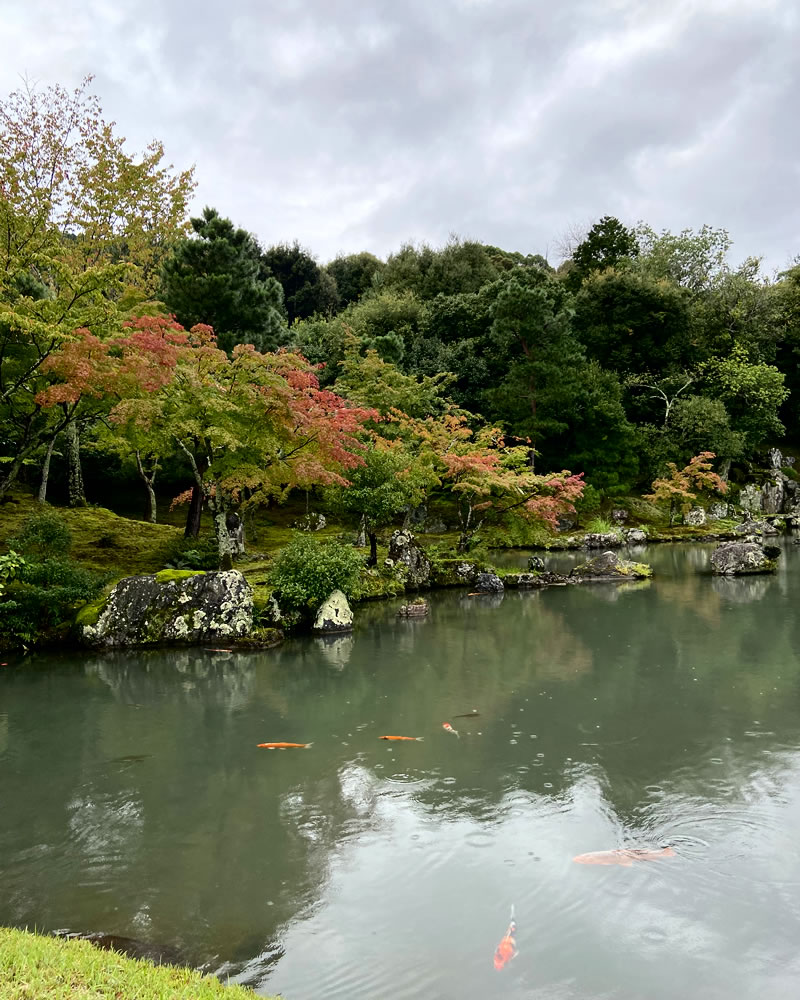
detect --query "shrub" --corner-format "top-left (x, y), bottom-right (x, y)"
top-left (574, 484), bottom-right (603, 520)
top-left (161, 535), bottom-right (220, 570)
top-left (270, 533), bottom-right (365, 610)
top-left (0, 558), bottom-right (106, 646)
top-left (9, 510), bottom-right (72, 559)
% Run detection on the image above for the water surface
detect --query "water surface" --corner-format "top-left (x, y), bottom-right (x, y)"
top-left (2, 542), bottom-right (800, 999)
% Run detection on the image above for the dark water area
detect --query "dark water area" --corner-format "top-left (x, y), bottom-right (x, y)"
top-left (3, 542), bottom-right (800, 998)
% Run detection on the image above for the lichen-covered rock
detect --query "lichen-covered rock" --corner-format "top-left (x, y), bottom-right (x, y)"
top-left (313, 590), bottom-right (353, 632)
top-left (474, 571), bottom-right (504, 593)
top-left (710, 540), bottom-right (780, 575)
top-left (583, 532), bottom-right (624, 549)
top-left (738, 484), bottom-right (763, 514)
top-left (570, 550), bottom-right (652, 581)
top-left (528, 555), bottom-right (546, 571)
top-left (708, 501), bottom-right (730, 520)
top-left (734, 518), bottom-right (780, 537)
top-left (624, 528), bottom-right (648, 544)
top-left (387, 529), bottom-right (432, 587)
top-left (684, 507), bottom-right (706, 527)
top-left (761, 480), bottom-right (784, 515)
top-left (293, 512), bottom-right (326, 531)
top-left (502, 571), bottom-right (568, 588)
top-left (80, 571), bottom-right (254, 648)
top-left (611, 509), bottom-right (628, 524)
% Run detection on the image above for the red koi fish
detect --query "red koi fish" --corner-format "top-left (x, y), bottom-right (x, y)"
top-left (573, 846), bottom-right (676, 866)
top-left (493, 905), bottom-right (518, 970)
top-left (379, 735), bottom-right (423, 741)
top-left (442, 722), bottom-right (460, 738)
top-left (257, 742), bottom-right (313, 749)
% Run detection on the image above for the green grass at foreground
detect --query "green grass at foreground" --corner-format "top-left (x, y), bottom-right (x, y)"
top-left (0, 927), bottom-right (264, 1000)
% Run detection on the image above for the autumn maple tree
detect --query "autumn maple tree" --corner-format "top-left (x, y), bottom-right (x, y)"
top-left (645, 451), bottom-right (728, 524)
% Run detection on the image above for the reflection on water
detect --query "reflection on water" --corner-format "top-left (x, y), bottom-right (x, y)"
top-left (2, 542), bottom-right (800, 999)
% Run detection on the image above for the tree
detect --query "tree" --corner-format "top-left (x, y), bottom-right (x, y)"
top-left (634, 224), bottom-right (733, 293)
top-left (645, 451), bottom-right (728, 524)
top-left (326, 252), bottom-right (384, 308)
top-left (333, 347), bottom-right (456, 418)
top-left (566, 216), bottom-right (639, 291)
top-left (107, 319), bottom-right (375, 566)
top-left (0, 76), bottom-right (194, 500)
top-left (697, 346), bottom-right (788, 451)
top-left (484, 272), bottom-right (583, 464)
top-left (325, 442), bottom-right (437, 565)
top-left (262, 242), bottom-right (339, 323)
top-left (161, 207), bottom-right (286, 353)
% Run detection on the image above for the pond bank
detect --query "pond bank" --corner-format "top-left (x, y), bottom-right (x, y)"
top-left (0, 927), bottom-right (264, 998)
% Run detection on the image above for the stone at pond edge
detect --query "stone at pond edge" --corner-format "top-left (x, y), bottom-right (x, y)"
top-left (313, 590), bottom-right (354, 633)
top-left (583, 532), bottom-right (624, 549)
top-left (80, 571), bottom-right (254, 648)
top-left (570, 550), bottom-right (652, 581)
top-left (624, 528), bottom-right (648, 544)
top-left (710, 540), bottom-right (780, 576)
top-left (474, 571), bottom-right (504, 593)
top-left (684, 507), bottom-right (706, 527)
top-left (397, 599), bottom-right (429, 617)
top-left (387, 529), bottom-right (432, 587)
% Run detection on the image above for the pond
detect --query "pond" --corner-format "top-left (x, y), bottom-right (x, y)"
top-left (2, 542), bottom-right (800, 999)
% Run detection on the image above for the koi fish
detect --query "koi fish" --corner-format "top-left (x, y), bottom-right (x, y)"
top-left (453, 710), bottom-right (479, 718)
top-left (442, 722), bottom-right (460, 738)
top-left (256, 742), bottom-right (313, 749)
top-left (379, 735), bottom-right (423, 741)
top-left (573, 847), bottom-right (676, 866)
top-left (493, 905), bottom-right (518, 970)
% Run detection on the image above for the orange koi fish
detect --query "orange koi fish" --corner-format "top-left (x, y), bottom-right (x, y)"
top-left (493, 905), bottom-right (518, 970)
top-left (379, 735), bottom-right (423, 741)
top-left (257, 742), bottom-right (313, 749)
top-left (573, 846), bottom-right (676, 866)
top-left (442, 722), bottom-right (460, 738)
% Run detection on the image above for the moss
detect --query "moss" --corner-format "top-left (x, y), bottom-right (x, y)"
top-left (0, 926), bottom-right (262, 999)
top-left (74, 594), bottom-right (108, 628)
top-left (229, 627), bottom-right (284, 649)
top-left (154, 568), bottom-right (205, 584)
top-left (623, 561), bottom-right (653, 578)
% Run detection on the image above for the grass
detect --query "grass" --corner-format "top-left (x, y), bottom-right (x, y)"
top-left (0, 927), bottom-right (264, 999)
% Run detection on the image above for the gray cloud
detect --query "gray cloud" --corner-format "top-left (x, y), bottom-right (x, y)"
top-left (2, 0), bottom-right (798, 272)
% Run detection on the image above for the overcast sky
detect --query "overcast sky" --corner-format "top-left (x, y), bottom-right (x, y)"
top-left (3, 0), bottom-right (798, 273)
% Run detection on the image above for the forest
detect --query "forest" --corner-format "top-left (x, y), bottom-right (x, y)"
top-left (1, 77), bottom-right (799, 644)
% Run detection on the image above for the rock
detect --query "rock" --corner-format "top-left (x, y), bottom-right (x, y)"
top-left (503, 571), bottom-right (569, 588)
top-left (761, 479), bottom-right (784, 515)
top-left (710, 540), bottom-right (780, 575)
top-left (293, 512), bottom-right (326, 531)
top-left (570, 551), bottom-right (652, 581)
top-left (313, 590), bottom-right (353, 633)
top-left (79, 570), bottom-right (253, 648)
top-left (387, 529), bottom-right (432, 587)
top-left (528, 555), bottom-right (546, 571)
top-left (611, 509), bottom-right (628, 523)
top-left (684, 507), bottom-right (706, 527)
top-left (734, 518), bottom-right (780, 537)
top-left (708, 501), bottom-right (730, 520)
top-left (402, 504), bottom-right (447, 534)
top-left (557, 515), bottom-right (578, 532)
top-left (768, 447), bottom-right (784, 470)
top-left (474, 571), bottom-right (504, 593)
top-left (583, 532), bottom-right (624, 549)
top-left (738, 484), bottom-right (763, 515)
top-left (624, 528), bottom-right (648, 544)
top-left (397, 599), bottom-right (429, 617)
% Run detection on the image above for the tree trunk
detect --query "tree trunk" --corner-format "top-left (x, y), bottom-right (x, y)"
top-left (38, 434), bottom-right (58, 503)
top-left (184, 486), bottom-right (203, 538)
top-left (367, 531), bottom-right (378, 567)
top-left (718, 457), bottom-right (732, 482)
top-left (65, 420), bottom-right (86, 507)
top-left (135, 450), bottom-right (158, 523)
top-left (0, 451), bottom-right (28, 501)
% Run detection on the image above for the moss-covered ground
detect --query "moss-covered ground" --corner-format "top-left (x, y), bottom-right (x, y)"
top-left (0, 927), bottom-right (264, 1000)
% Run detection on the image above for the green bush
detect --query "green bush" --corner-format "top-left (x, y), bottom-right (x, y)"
top-left (0, 558), bottom-right (106, 646)
top-left (574, 483), bottom-right (603, 520)
top-left (162, 534), bottom-right (220, 570)
top-left (270, 533), bottom-right (365, 610)
top-left (9, 510), bottom-right (72, 558)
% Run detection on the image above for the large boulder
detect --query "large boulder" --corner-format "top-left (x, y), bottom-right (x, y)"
top-left (79, 570), bottom-right (253, 648)
top-left (583, 532), bottom-right (624, 549)
top-left (684, 507), bottom-right (706, 526)
top-left (738, 484), bottom-right (763, 515)
top-left (761, 480), bottom-right (784, 515)
top-left (708, 501), bottom-right (730, 520)
top-left (570, 551), bottom-right (652, 581)
top-left (387, 529), bottom-right (432, 587)
top-left (313, 590), bottom-right (353, 633)
top-left (473, 571), bottom-right (504, 593)
top-left (710, 540), bottom-right (780, 575)
top-left (624, 528), bottom-right (648, 545)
